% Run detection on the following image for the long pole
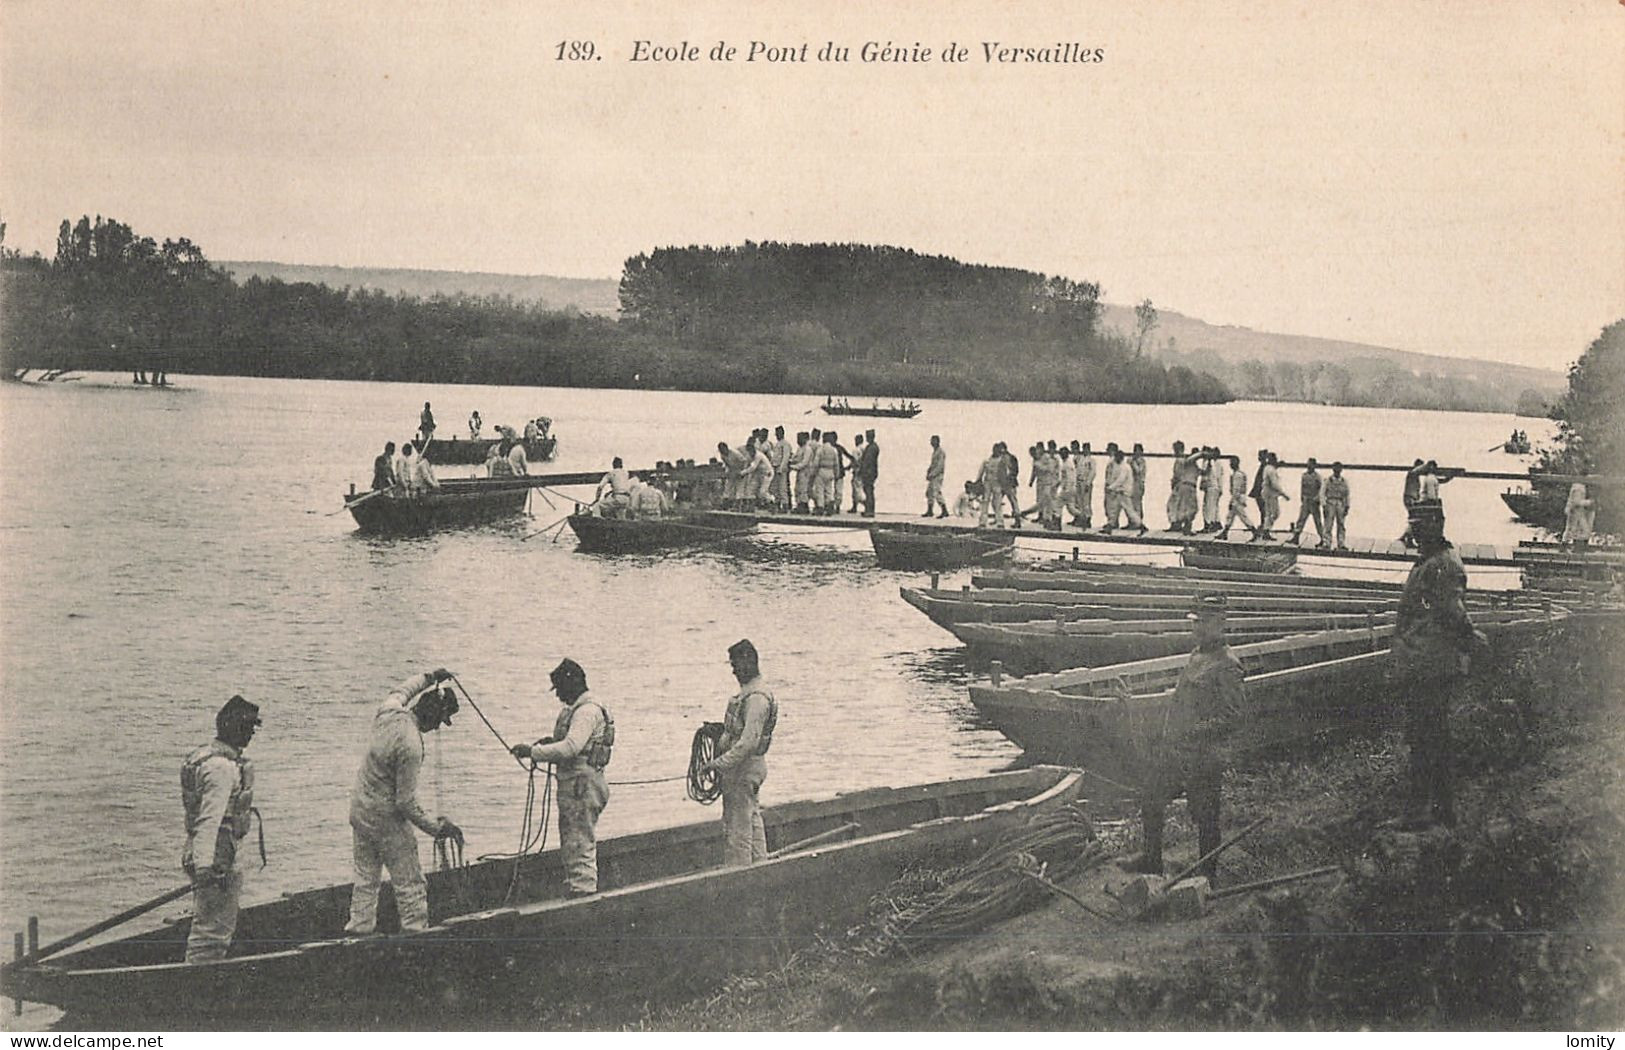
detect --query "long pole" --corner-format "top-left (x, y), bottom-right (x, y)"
top-left (19, 883), bottom-right (195, 966)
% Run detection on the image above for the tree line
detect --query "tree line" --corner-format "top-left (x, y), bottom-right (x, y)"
top-left (1, 219), bottom-right (1232, 404)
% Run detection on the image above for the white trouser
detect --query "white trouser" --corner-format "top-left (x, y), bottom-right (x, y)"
top-left (185, 868), bottom-right (244, 963)
top-left (980, 487), bottom-right (1006, 527)
top-left (345, 818), bottom-right (427, 934)
top-left (557, 770), bottom-right (609, 894)
top-left (721, 759), bottom-right (768, 867)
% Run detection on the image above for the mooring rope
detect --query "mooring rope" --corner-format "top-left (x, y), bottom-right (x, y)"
top-left (686, 723), bottom-right (727, 804)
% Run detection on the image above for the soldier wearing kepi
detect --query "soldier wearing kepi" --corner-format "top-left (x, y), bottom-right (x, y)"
top-left (708, 639), bottom-right (779, 866)
top-left (180, 695), bottom-right (262, 963)
top-left (1120, 594), bottom-right (1247, 882)
top-left (511, 659), bottom-right (614, 896)
top-left (1390, 503), bottom-right (1484, 829)
top-left (345, 669), bottom-right (463, 936)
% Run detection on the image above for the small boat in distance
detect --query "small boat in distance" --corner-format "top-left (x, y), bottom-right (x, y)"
top-left (819, 396), bottom-right (922, 418)
top-left (0, 768), bottom-right (1083, 1025)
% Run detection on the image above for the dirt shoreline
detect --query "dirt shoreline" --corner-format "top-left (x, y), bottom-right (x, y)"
top-left (583, 617), bottom-right (1625, 1031)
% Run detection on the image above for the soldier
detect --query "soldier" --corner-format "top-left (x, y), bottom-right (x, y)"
top-left (180, 695), bottom-right (262, 963)
top-left (1323, 462), bottom-right (1351, 549)
top-left (706, 639), bottom-right (779, 866)
top-left (511, 659), bottom-right (614, 895)
top-left (1119, 594), bottom-right (1246, 882)
top-left (1390, 504), bottom-right (1484, 829)
top-left (1073, 441), bottom-right (1096, 528)
top-left (345, 670), bottom-right (462, 936)
top-left (1287, 457), bottom-right (1327, 548)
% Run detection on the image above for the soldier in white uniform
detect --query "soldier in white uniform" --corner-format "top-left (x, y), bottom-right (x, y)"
top-left (180, 695), bottom-right (262, 963)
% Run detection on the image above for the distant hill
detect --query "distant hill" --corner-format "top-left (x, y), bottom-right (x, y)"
top-left (219, 261), bottom-right (621, 316)
top-left (1100, 303), bottom-right (1565, 409)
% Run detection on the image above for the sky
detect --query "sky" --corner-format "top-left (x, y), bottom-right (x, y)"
top-left (2, 0), bottom-right (1622, 373)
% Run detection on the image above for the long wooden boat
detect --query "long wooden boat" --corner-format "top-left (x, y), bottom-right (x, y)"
top-left (949, 610), bottom-right (1401, 674)
top-left (871, 525), bottom-right (1014, 571)
top-left (972, 567), bottom-right (1410, 601)
top-left (566, 509), bottom-right (756, 553)
top-left (966, 611), bottom-right (1563, 784)
top-left (346, 477), bottom-right (533, 534)
top-left (819, 403), bottom-right (921, 418)
top-left (1180, 541), bottom-right (1297, 574)
top-left (901, 584), bottom-right (1415, 632)
top-left (421, 434), bottom-right (558, 466)
top-left (0, 768), bottom-right (1083, 1025)
top-left (1013, 557), bottom-right (1414, 593)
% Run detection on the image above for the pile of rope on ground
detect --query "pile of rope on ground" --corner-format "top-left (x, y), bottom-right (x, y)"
top-left (857, 801), bottom-right (1109, 957)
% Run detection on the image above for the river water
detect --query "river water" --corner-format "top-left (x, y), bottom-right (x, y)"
top-left (0, 373), bottom-right (1550, 1002)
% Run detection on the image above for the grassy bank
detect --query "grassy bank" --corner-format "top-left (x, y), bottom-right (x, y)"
top-left (544, 617), bottom-right (1624, 1031)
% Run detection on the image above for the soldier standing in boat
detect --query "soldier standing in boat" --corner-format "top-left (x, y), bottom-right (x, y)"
top-left (345, 670), bottom-right (463, 936)
top-left (511, 659), bottom-right (614, 896)
top-left (418, 402), bottom-right (436, 446)
top-left (1120, 593), bottom-right (1246, 882)
top-left (1390, 503), bottom-right (1483, 829)
top-left (181, 695), bottom-right (262, 963)
top-left (705, 640), bottom-right (779, 866)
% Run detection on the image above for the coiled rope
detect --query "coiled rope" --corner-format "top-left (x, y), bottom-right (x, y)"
top-left (687, 723), bottom-right (727, 804)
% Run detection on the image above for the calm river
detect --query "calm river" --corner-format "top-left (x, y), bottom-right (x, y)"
top-left (0, 374), bottom-right (1550, 1011)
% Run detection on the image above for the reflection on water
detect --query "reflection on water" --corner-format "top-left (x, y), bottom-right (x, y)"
top-left (0, 375), bottom-right (1546, 974)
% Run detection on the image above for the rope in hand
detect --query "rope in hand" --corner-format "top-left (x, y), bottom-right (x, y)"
top-left (687, 723), bottom-right (727, 804)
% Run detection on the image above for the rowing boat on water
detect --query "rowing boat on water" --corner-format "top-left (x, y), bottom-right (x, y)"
top-left (870, 525), bottom-right (1014, 571)
top-left (346, 477), bottom-right (535, 534)
top-left (0, 768), bottom-right (1082, 1025)
top-left (965, 611), bottom-right (1564, 783)
top-left (971, 567), bottom-right (1422, 601)
top-left (566, 510), bottom-right (756, 553)
top-left (948, 610), bottom-right (1401, 674)
top-left (420, 434), bottom-right (558, 466)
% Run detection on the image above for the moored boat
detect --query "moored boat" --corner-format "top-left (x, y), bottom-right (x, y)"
top-left (966, 610), bottom-right (1564, 783)
top-left (346, 477), bottom-right (534, 534)
top-left (0, 767), bottom-right (1083, 1024)
top-left (948, 610), bottom-right (1401, 674)
top-left (566, 509), bottom-right (756, 553)
top-left (870, 525), bottom-right (1014, 571)
top-left (901, 583), bottom-right (1417, 633)
top-left (1180, 541), bottom-right (1297, 574)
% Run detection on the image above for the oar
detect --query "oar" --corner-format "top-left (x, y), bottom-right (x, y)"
top-left (19, 883), bottom-right (194, 966)
top-left (329, 489), bottom-right (387, 516)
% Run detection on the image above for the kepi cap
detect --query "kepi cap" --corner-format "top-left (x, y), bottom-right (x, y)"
top-left (550, 658), bottom-right (587, 689)
top-left (1186, 593), bottom-right (1228, 620)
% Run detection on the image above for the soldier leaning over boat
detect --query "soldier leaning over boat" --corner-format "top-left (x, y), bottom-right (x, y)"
top-left (345, 670), bottom-right (463, 937)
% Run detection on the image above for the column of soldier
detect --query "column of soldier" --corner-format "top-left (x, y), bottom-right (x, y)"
top-left (971, 440), bottom-right (1353, 549)
top-left (716, 425), bottom-right (879, 517)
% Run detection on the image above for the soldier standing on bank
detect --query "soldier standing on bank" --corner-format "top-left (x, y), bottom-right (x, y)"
top-left (1120, 594), bottom-right (1247, 882)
